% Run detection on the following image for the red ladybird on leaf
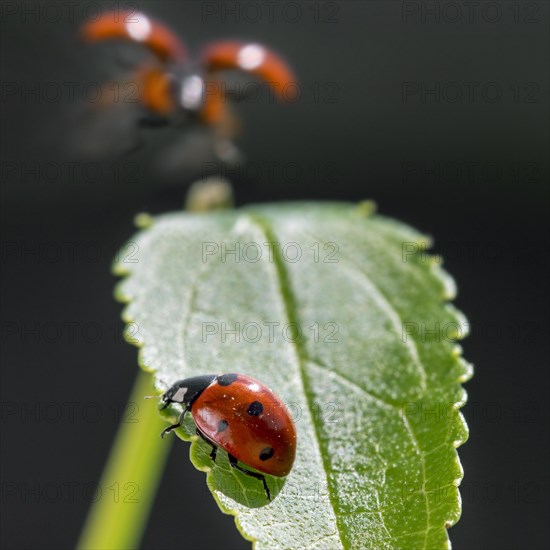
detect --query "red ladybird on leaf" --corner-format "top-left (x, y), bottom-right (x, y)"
top-left (159, 373), bottom-right (297, 500)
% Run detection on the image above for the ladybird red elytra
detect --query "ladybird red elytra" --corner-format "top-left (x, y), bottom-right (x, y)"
top-left (159, 373), bottom-right (296, 500)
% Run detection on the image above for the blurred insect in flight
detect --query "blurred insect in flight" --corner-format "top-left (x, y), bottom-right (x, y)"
top-left (74, 10), bottom-right (296, 179)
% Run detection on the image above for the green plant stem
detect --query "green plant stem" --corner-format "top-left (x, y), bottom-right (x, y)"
top-left (78, 370), bottom-right (172, 550)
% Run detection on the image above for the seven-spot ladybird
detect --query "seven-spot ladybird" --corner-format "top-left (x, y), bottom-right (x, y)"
top-left (160, 373), bottom-right (296, 500)
top-left (81, 11), bottom-right (295, 137)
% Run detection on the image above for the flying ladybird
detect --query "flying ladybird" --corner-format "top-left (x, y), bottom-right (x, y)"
top-left (80, 11), bottom-right (296, 143)
top-left (159, 373), bottom-right (296, 500)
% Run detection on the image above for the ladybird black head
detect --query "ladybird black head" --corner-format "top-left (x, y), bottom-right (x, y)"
top-left (162, 375), bottom-right (217, 408)
top-left (259, 447), bottom-right (274, 461)
top-left (162, 385), bottom-right (188, 407)
top-left (217, 373), bottom-right (238, 386)
top-left (247, 401), bottom-right (263, 416)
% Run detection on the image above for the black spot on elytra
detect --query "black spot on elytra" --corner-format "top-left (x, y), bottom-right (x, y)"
top-left (217, 373), bottom-right (238, 386)
top-left (247, 401), bottom-right (263, 416)
top-left (217, 420), bottom-right (228, 432)
top-left (259, 447), bottom-right (274, 461)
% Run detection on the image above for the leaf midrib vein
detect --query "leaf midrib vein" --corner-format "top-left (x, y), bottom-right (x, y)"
top-left (247, 213), bottom-right (346, 550)
top-left (267, 220), bottom-right (434, 547)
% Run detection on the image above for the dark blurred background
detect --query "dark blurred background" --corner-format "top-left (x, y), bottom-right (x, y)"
top-left (1, 1), bottom-right (548, 549)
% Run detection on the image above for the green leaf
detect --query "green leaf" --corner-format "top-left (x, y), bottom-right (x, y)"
top-left (114, 202), bottom-right (471, 549)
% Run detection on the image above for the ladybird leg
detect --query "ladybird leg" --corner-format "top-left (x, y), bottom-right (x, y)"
top-left (228, 454), bottom-right (271, 501)
top-left (196, 428), bottom-right (218, 461)
top-left (161, 404), bottom-right (190, 438)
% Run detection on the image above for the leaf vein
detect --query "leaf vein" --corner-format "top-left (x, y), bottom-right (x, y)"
top-left (247, 214), bottom-right (346, 550)
top-left (302, 231), bottom-right (428, 393)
